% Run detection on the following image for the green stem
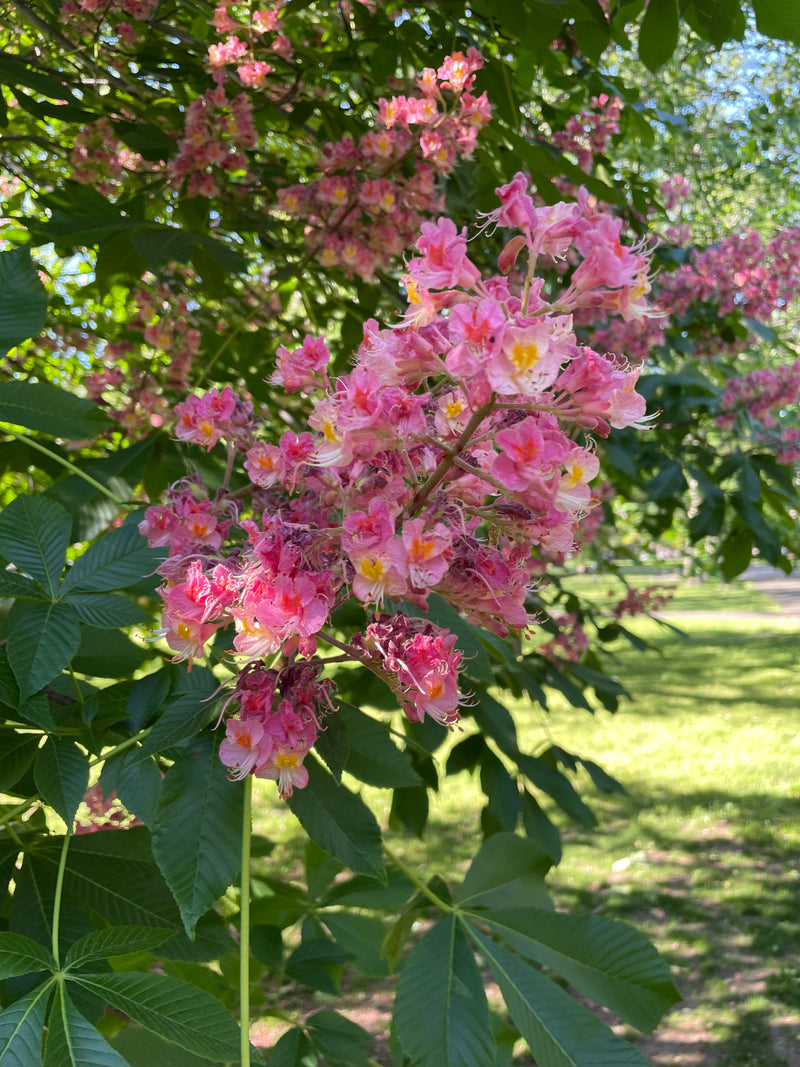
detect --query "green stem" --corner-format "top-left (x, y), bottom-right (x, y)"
top-left (5, 430), bottom-right (128, 507)
top-left (383, 845), bottom-right (454, 914)
top-left (0, 799), bottom-right (37, 831)
top-left (87, 727), bottom-right (151, 768)
top-left (239, 775), bottom-right (253, 1067)
top-left (52, 831), bottom-right (71, 967)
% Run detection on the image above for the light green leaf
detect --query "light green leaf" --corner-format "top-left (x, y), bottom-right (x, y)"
top-left (43, 986), bottom-right (132, 1067)
top-left (469, 928), bottom-right (652, 1066)
top-left (0, 983), bottom-right (52, 1067)
top-left (33, 738), bottom-right (90, 828)
top-left (151, 735), bottom-right (244, 936)
top-left (476, 908), bottom-right (680, 1032)
top-left (7, 600), bottom-right (81, 702)
top-left (0, 494), bottom-right (71, 597)
top-left (60, 522), bottom-right (159, 594)
top-left (394, 914), bottom-right (496, 1067)
top-left (288, 753), bottom-right (385, 880)
top-left (0, 381), bottom-right (112, 439)
top-left (64, 926), bottom-right (174, 969)
top-left (72, 972), bottom-right (241, 1062)
top-left (0, 933), bottom-right (56, 980)
top-left (0, 246), bottom-right (47, 357)
top-left (638, 0), bottom-right (679, 71)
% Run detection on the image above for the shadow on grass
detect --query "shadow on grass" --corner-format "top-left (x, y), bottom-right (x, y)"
top-left (555, 787), bottom-right (800, 1067)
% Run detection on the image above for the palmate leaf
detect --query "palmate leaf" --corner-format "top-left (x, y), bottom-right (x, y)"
top-left (6, 601), bottom-right (82, 702)
top-left (43, 987), bottom-right (131, 1067)
top-left (151, 734), bottom-right (244, 936)
top-left (393, 914), bottom-right (496, 1067)
top-left (0, 568), bottom-right (48, 600)
top-left (72, 972), bottom-right (240, 1062)
top-left (475, 907), bottom-right (680, 1033)
top-left (65, 593), bottom-right (151, 629)
top-left (468, 928), bottom-right (651, 1067)
top-left (457, 832), bottom-right (553, 911)
top-left (0, 494), bottom-right (71, 597)
top-left (0, 983), bottom-right (53, 1067)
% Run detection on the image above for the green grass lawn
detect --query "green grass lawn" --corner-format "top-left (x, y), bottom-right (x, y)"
top-left (556, 571), bottom-right (783, 614)
top-left (254, 604), bottom-right (800, 1065)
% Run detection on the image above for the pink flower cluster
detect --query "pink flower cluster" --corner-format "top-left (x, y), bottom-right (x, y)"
top-left (718, 361), bottom-right (800, 430)
top-left (610, 584), bottom-right (675, 619)
top-left (141, 173), bottom-right (653, 795)
top-left (274, 49), bottom-right (492, 281)
top-left (174, 385), bottom-right (256, 450)
top-left (70, 118), bottom-right (142, 196)
top-left (172, 75), bottom-right (257, 198)
top-left (552, 95), bottom-right (621, 174)
top-left (538, 611), bottom-right (589, 664)
top-left (218, 662), bottom-right (335, 796)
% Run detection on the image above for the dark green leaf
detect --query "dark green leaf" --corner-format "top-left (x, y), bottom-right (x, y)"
top-left (753, 0), bottom-right (800, 42)
top-left (394, 915), bottom-right (495, 1067)
top-left (65, 593), bottom-right (151, 629)
top-left (0, 494), bottom-right (71, 597)
top-left (288, 753), bottom-right (385, 879)
top-left (0, 734), bottom-right (40, 792)
top-left (43, 986), bottom-right (131, 1067)
top-left (264, 1028), bottom-right (315, 1066)
top-left (0, 381), bottom-right (112, 440)
top-left (7, 600), bottom-right (81, 701)
top-left (60, 522), bottom-right (160, 595)
top-left (638, 0), bottom-right (679, 71)
top-left (321, 912), bottom-right (389, 977)
top-left (0, 247), bottom-right (47, 357)
top-left (719, 528), bottom-right (753, 580)
top-left (312, 707), bottom-right (350, 784)
top-left (137, 689), bottom-right (217, 758)
top-left (33, 738), bottom-right (89, 828)
top-left (477, 907), bottom-right (680, 1032)
top-left (72, 972), bottom-right (240, 1062)
top-left (307, 1011), bottom-right (371, 1067)
top-left (285, 937), bottom-right (350, 994)
top-left (0, 983), bottom-right (52, 1067)
top-left (64, 926), bottom-right (174, 969)
top-left (0, 568), bottom-right (48, 600)
top-left (338, 703), bottom-right (420, 788)
top-left (521, 792), bottom-right (562, 864)
top-left (469, 928), bottom-right (652, 1066)
top-left (151, 735), bottom-right (244, 936)
top-left (0, 933), bottom-right (56, 980)
top-left (100, 749), bottom-right (163, 828)
top-left (458, 832), bottom-right (553, 909)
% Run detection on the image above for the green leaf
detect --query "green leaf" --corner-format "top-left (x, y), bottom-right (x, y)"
top-left (468, 928), bottom-right (652, 1066)
top-left (72, 972), bottom-right (240, 1062)
top-left (151, 734), bottom-right (244, 936)
top-left (338, 703), bottom-right (421, 788)
top-left (33, 738), bottom-right (90, 828)
top-left (7, 601), bottom-right (81, 702)
top-left (288, 753), bottom-right (385, 879)
top-left (60, 522), bottom-right (160, 595)
top-left (100, 749), bottom-right (163, 828)
top-left (307, 1011), bottom-right (371, 1067)
top-left (0, 381), bottom-right (112, 439)
top-left (311, 705), bottom-right (350, 784)
top-left (753, 0), bottom-right (800, 42)
top-left (43, 986), bottom-right (131, 1067)
top-left (64, 926), bottom-right (175, 969)
top-left (0, 983), bottom-right (52, 1067)
top-left (719, 528), bottom-right (753, 580)
top-left (264, 1027), bottom-right (315, 1066)
top-left (0, 494), bottom-right (71, 597)
top-left (394, 915), bottom-right (496, 1067)
top-left (458, 832), bottom-right (553, 910)
top-left (477, 908), bottom-right (680, 1032)
top-left (0, 647), bottom-right (57, 729)
top-left (515, 751), bottom-right (597, 827)
top-left (0, 734), bottom-right (40, 792)
top-left (136, 689), bottom-right (217, 758)
top-left (638, 0), bottom-right (679, 71)
top-left (0, 568), bottom-right (48, 600)
top-left (321, 912), bottom-right (389, 977)
top-left (0, 247), bottom-right (47, 357)
top-left (0, 933), bottom-right (56, 979)
top-left (65, 593), bottom-right (151, 629)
